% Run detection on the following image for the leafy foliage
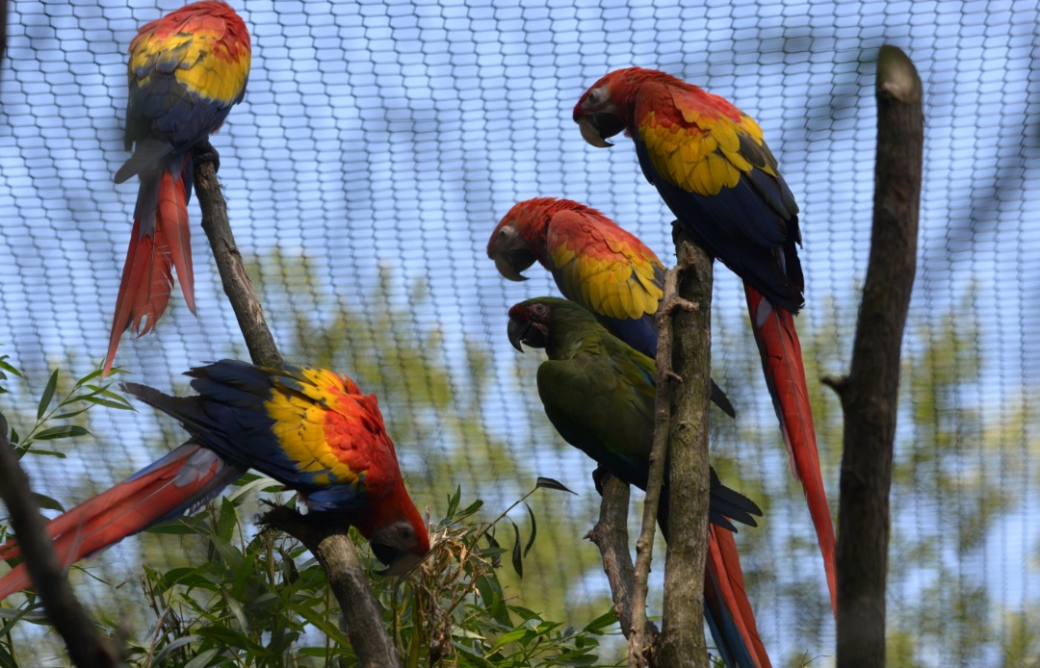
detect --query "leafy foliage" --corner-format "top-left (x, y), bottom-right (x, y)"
top-left (1, 472), bottom-right (621, 666)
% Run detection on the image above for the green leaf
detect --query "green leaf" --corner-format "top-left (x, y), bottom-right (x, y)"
top-left (488, 626), bottom-right (530, 654)
top-left (31, 492), bottom-right (65, 512)
top-left (33, 425), bottom-right (88, 441)
top-left (73, 368), bottom-right (104, 387)
top-left (50, 408), bottom-right (90, 420)
top-left (0, 359), bottom-right (23, 378)
top-left (509, 519), bottom-right (523, 578)
top-left (182, 647), bottom-right (220, 668)
top-left (447, 484), bottom-right (461, 517)
top-left (24, 449), bottom-right (65, 459)
top-left (523, 503), bottom-right (537, 558)
top-left (216, 497), bottom-right (238, 542)
top-left (485, 530), bottom-right (502, 568)
top-left (208, 533), bottom-right (244, 571)
top-left (581, 608), bottom-right (620, 635)
top-left (227, 475), bottom-right (282, 502)
top-left (455, 498), bottom-right (484, 521)
top-left (295, 602), bottom-right (353, 647)
top-left (80, 396), bottom-right (134, 411)
top-left (152, 635), bottom-right (204, 665)
top-left (536, 477), bottom-right (576, 494)
top-left (146, 522), bottom-right (199, 536)
top-left (36, 369), bottom-right (58, 420)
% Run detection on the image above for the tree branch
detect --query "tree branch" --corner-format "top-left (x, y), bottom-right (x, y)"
top-left (586, 471), bottom-right (659, 644)
top-left (260, 507), bottom-right (400, 667)
top-left (0, 431), bottom-right (119, 667)
top-left (192, 146), bottom-right (400, 667)
top-left (193, 143), bottom-right (283, 369)
top-left (657, 231), bottom-right (713, 668)
top-left (830, 45), bottom-right (922, 668)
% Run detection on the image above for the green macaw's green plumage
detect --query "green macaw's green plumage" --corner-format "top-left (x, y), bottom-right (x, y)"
top-left (507, 297), bottom-right (761, 534)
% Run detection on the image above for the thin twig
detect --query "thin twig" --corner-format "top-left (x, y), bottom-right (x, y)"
top-left (831, 46), bottom-right (922, 668)
top-left (192, 146), bottom-right (399, 667)
top-left (627, 268), bottom-right (682, 668)
top-left (0, 431), bottom-right (119, 667)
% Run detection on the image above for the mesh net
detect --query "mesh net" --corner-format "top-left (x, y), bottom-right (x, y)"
top-left (2, 0), bottom-right (1040, 665)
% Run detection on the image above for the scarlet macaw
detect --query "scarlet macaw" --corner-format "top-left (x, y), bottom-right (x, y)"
top-left (0, 360), bottom-right (430, 601)
top-left (574, 67), bottom-right (836, 612)
top-left (104, 2), bottom-right (251, 375)
top-left (487, 197), bottom-right (734, 417)
top-left (508, 297), bottom-right (771, 668)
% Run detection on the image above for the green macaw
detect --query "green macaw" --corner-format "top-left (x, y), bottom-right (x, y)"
top-left (508, 297), bottom-right (772, 668)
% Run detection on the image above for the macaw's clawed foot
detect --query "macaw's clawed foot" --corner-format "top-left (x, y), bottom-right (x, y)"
top-left (192, 139), bottom-right (221, 173)
top-left (592, 465), bottom-right (610, 496)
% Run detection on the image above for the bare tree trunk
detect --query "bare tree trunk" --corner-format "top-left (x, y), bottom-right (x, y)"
top-left (193, 149), bottom-right (400, 667)
top-left (824, 45), bottom-right (922, 668)
top-left (656, 231), bottom-right (713, 668)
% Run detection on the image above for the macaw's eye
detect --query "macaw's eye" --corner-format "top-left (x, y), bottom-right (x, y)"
top-left (587, 89), bottom-right (600, 104)
top-left (531, 304), bottom-right (550, 318)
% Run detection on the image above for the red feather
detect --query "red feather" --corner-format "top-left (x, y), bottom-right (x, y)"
top-left (104, 158), bottom-right (194, 375)
top-left (0, 444), bottom-right (236, 602)
top-left (746, 285), bottom-right (836, 613)
top-left (706, 526), bottom-right (771, 668)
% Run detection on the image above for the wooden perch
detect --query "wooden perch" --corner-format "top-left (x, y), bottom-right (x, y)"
top-left (260, 508), bottom-right (400, 667)
top-left (824, 45), bottom-right (922, 668)
top-left (193, 142), bottom-right (283, 369)
top-left (193, 144), bottom-right (400, 667)
top-left (586, 471), bottom-right (660, 645)
top-left (657, 231), bottom-right (713, 668)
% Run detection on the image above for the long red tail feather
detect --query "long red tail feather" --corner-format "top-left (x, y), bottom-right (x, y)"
top-left (103, 160), bottom-right (194, 376)
top-left (707, 527), bottom-right (771, 667)
top-left (745, 284), bottom-right (837, 614)
top-left (0, 444), bottom-right (235, 602)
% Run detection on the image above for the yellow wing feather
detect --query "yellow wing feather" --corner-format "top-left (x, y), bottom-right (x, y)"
top-left (264, 368), bottom-right (361, 485)
top-left (546, 210), bottom-right (664, 321)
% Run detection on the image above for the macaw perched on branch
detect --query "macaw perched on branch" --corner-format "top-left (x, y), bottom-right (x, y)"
top-left (508, 297), bottom-right (770, 668)
top-left (487, 196), bottom-right (735, 418)
top-left (104, 1), bottom-right (251, 375)
top-left (574, 67), bottom-right (836, 613)
top-left (0, 360), bottom-right (430, 602)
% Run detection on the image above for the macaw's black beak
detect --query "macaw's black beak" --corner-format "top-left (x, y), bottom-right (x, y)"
top-left (508, 316), bottom-right (548, 352)
top-left (508, 316), bottom-right (530, 352)
top-left (577, 113), bottom-right (625, 148)
top-left (371, 542), bottom-right (423, 577)
top-left (491, 249), bottom-right (535, 282)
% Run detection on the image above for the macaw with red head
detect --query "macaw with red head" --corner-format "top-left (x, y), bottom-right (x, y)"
top-left (104, 1), bottom-right (251, 374)
top-left (487, 196), bottom-right (734, 417)
top-left (573, 67), bottom-right (836, 612)
top-left (0, 360), bottom-right (430, 601)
